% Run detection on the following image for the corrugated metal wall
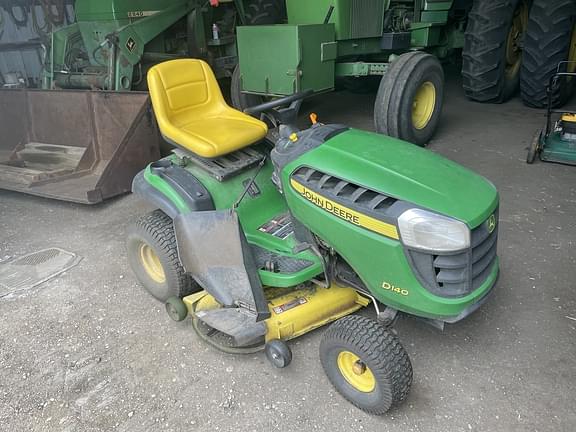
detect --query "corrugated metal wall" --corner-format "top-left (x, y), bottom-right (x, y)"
top-left (0, 4), bottom-right (74, 87)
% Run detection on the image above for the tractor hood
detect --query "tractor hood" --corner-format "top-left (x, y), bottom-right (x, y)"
top-left (285, 128), bottom-right (498, 228)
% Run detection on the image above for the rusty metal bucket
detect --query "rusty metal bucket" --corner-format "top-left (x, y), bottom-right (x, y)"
top-left (0, 89), bottom-right (161, 204)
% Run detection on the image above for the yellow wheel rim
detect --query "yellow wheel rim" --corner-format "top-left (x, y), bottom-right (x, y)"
top-left (337, 351), bottom-right (376, 393)
top-left (412, 81), bottom-right (436, 130)
top-left (139, 244), bottom-right (166, 283)
top-left (505, 0), bottom-right (529, 79)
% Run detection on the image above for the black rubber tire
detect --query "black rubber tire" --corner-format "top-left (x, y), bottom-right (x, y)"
top-left (462, 0), bottom-right (527, 103)
top-left (244, 0), bottom-right (286, 25)
top-left (319, 316), bottom-right (413, 415)
top-left (231, 64), bottom-right (264, 111)
top-left (265, 339), bottom-right (292, 368)
top-left (526, 130), bottom-right (542, 164)
top-left (165, 297), bottom-right (189, 322)
top-left (126, 210), bottom-right (199, 302)
top-left (520, 0), bottom-right (576, 108)
top-left (374, 51), bottom-right (445, 146)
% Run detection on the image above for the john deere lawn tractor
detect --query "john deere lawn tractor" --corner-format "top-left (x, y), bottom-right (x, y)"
top-left (126, 59), bottom-right (500, 414)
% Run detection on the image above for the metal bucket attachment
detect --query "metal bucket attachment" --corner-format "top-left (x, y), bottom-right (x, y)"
top-left (0, 89), bottom-right (161, 204)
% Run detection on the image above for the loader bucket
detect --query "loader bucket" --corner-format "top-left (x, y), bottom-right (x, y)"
top-left (0, 89), bottom-right (161, 204)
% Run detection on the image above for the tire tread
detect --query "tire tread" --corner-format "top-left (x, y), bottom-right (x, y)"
top-left (320, 316), bottom-right (413, 415)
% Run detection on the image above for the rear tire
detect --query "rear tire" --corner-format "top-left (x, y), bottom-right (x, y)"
top-left (374, 51), bottom-right (444, 146)
top-left (126, 210), bottom-right (199, 302)
top-left (520, 0), bottom-right (576, 108)
top-left (319, 316), bottom-right (413, 415)
top-left (462, 0), bottom-right (530, 103)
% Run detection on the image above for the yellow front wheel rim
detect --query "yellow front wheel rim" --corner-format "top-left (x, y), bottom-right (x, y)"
top-left (337, 351), bottom-right (376, 393)
top-left (140, 244), bottom-right (166, 283)
top-left (412, 81), bottom-right (436, 130)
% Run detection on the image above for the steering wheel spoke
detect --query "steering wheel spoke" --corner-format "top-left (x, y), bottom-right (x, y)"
top-left (243, 90), bottom-right (314, 125)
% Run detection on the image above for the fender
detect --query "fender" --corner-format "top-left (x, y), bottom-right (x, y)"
top-left (132, 160), bottom-right (215, 219)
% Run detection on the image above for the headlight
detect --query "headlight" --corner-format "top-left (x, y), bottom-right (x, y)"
top-left (398, 209), bottom-right (470, 252)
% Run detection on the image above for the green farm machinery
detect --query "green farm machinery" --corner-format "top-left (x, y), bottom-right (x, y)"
top-left (43, 0), bottom-right (286, 91)
top-left (233, 0), bottom-right (575, 146)
top-left (0, 0), bottom-right (285, 203)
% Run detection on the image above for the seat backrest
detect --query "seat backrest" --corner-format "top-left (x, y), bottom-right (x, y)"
top-left (147, 59), bottom-right (225, 128)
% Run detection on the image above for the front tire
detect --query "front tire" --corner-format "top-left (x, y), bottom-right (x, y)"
top-left (319, 316), bottom-right (413, 415)
top-left (462, 0), bottom-right (530, 103)
top-left (126, 210), bottom-right (199, 302)
top-left (520, 0), bottom-right (576, 108)
top-left (374, 51), bottom-right (444, 146)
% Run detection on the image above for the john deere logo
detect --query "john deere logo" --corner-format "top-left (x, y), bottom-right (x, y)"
top-left (487, 214), bottom-right (497, 233)
top-left (126, 37), bottom-right (137, 53)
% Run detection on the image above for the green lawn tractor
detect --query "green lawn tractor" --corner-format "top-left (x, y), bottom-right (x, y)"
top-left (127, 59), bottom-right (500, 414)
top-left (527, 65), bottom-right (576, 165)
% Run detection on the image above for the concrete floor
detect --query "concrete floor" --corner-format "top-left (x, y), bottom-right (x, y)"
top-left (1, 74), bottom-right (575, 432)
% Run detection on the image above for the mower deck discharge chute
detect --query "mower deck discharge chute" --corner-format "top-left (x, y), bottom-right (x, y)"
top-left (127, 59), bottom-right (500, 414)
top-left (0, 89), bottom-right (159, 204)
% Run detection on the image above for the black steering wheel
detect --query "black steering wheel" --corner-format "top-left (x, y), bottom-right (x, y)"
top-left (243, 89), bottom-right (314, 118)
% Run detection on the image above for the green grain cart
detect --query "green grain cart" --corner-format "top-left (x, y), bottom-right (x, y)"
top-left (233, 0), bottom-right (576, 146)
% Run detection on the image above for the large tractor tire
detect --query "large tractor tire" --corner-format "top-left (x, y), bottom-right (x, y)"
top-left (319, 316), bottom-right (413, 415)
top-left (520, 0), bottom-right (576, 108)
top-left (462, 0), bottom-right (530, 103)
top-left (126, 210), bottom-right (199, 302)
top-left (374, 51), bottom-right (445, 146)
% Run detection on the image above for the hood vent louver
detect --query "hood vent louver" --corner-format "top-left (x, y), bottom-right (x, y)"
top-left (292, 167), bottom-right (397, 214)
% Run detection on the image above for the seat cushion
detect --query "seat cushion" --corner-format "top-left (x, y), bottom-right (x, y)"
top-left (162, 108), bottom-right (268, 158)
top-left (148, 59), bottom-right (268, 159)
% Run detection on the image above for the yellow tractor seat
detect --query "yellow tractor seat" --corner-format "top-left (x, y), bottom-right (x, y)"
top-left (147, 59), bottom-right (268, 159)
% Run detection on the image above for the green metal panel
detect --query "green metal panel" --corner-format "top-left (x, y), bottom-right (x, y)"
top-left (420, 11), bottom-right (449, 22)
top-left (286, 0), bottom-right (388, 40)
top-left (237, 24), bottom-right (336, 96)
top-left (422, 0), bottom-right (454, 11)
top-left (335, 62), bottom-right (388, 77)
top-left (75, 0), bottom-right (191, 21)
top-left (336, 38), bottom-right (384, 57)
top-left (541, 132), bottom-right (576, 165)
top-left (280, 128), bottom-right (499, 319)
top-left (410, 23), bottom-right (443, 47)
